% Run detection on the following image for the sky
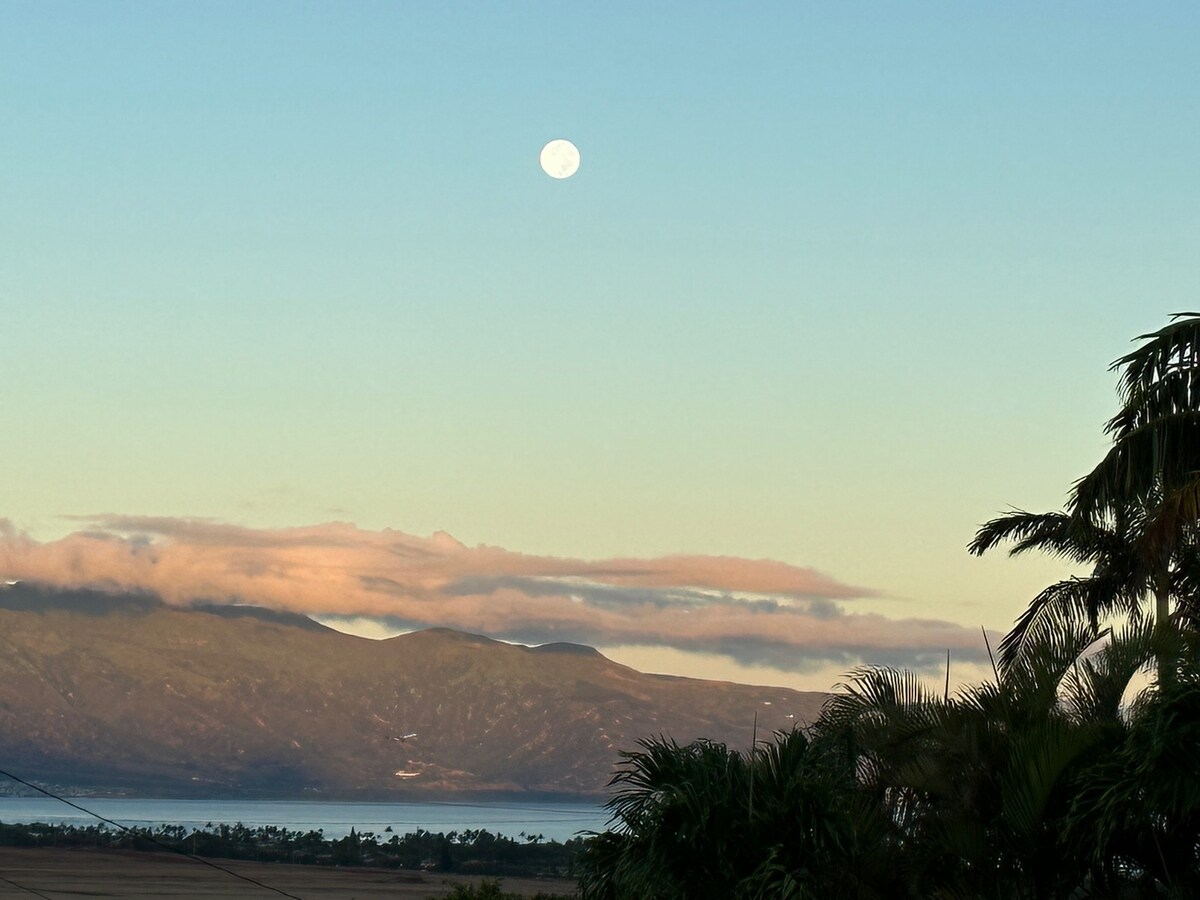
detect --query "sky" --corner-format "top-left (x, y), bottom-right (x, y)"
top-left (2, 3), bottom-right (1198, 692)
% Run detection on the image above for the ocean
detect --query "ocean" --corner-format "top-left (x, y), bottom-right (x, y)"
top-left (0, 797), bottom-right (609, 843)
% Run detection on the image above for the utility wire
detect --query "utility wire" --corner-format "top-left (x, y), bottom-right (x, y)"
top-left (0, 767), bottom-right (304, 900)
top-left (0, 873), bottom-right (54, 899)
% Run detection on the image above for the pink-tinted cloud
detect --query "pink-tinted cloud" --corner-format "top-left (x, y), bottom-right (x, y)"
top-left (0, 516), bottom-right (988, 671)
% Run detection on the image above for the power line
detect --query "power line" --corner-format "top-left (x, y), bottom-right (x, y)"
top-left (0, 873), bottom-right (54, 899)
top-left (0, 767), bottom-right (304, 899)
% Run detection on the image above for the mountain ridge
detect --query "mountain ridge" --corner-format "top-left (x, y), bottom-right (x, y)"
top-left (0, 582), bottom-right (826, 798)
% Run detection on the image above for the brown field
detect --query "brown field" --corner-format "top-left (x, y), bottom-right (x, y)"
top-left (0, 847), bottom-right (578, 898)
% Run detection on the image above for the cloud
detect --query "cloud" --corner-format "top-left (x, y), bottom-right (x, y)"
top-left (0, 516), bottom-right (991, 672)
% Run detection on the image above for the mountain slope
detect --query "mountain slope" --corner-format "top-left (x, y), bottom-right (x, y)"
top-left (0, 583), bottom-right (826, 797)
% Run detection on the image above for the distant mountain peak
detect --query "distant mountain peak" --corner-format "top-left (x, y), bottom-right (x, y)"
top-left (0, 580), bottom-right (162, 616)
top-left (411, 626), bottom-right (502, 644)
top-left (530, 641), bottom-right (602, 658)
top-left (0, 586), bottom-right (827, 798)
top-left (189, 602), bottom-right (332, 633)
top-left (0, 581), bottom-right (330, 633)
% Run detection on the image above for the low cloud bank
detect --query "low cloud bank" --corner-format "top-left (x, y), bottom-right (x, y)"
top-left (0, 516), bottom-right (989, 672)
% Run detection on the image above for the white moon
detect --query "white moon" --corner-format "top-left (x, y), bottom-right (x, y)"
top-left (539, 139), bottom-right (580, 179)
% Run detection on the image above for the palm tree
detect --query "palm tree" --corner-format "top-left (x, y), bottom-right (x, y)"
top-left (579, 626), bottom-right (1199, 897)
top-left (1065, 627), bottom-right (1200, 897)
top-left (972, 314), bottom-right (1200, 679)
top-left (1072, 314), bottom-right (1200, 637)
top-left (1073, 313), bottom-right (1200, 517)
top-left (577, 316), bottom-right (1200, 898)
top-left (967, 508), bottom-right (1147, 667)
top-left (578, 736), bottom-right (753, 899)
top-left (815, 621), bottom-right (1183, 898)
top-left (577, 730), bottom-right (889, 899)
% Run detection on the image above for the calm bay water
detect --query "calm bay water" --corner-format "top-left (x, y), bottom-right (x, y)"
top-left (0, 798), bottom-right (609, 843)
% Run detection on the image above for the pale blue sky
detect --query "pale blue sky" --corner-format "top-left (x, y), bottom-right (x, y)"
top-left (2, 3), bottom-right (1198, 686)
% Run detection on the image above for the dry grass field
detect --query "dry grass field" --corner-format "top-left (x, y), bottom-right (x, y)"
top-left (0, 847), bottom-right (577, 898)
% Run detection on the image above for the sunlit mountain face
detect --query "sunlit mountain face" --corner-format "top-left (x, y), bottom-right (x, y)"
top-left (0, 583), bottom-right (825, 798)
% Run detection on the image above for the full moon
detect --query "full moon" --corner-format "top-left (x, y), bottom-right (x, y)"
top-left (539, 139), bottom-right (580, 179)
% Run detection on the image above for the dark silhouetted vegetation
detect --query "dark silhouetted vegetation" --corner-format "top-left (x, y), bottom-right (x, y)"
top-left (577, 315), bottom-right (1200, 897)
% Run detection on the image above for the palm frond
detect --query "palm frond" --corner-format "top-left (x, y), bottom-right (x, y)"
top-left (1108, 365), bottom-right (1200, 437)
top-left (1000, 719), bottom-right (1105, 839)
top-left (969, 510), bottom-right (1107, 563)
top-left (1110, 313), bottom-right (1200, 412)
top-left (821, 667), bottom-right (943, 743)
top-left (1060, 620), bottom-right (1156, 722)
top-left (997, 578), bottom-right (1110, 671)
top-left (1136, 476), bottom-right (1200, 572)
top-left (1071, 412), bottom-right (1200, 517)
top-left (1000, 615), bottom-right (1101, 719)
